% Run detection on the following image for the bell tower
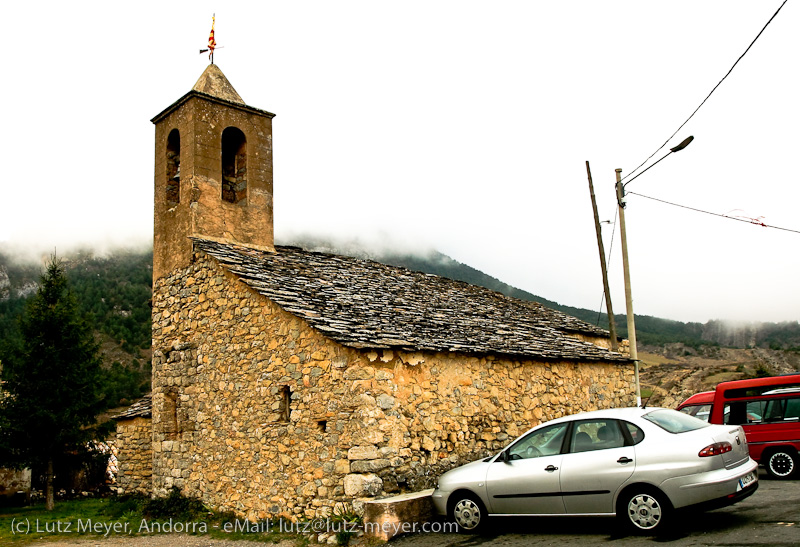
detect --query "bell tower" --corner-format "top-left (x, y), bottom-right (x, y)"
top-left (151, 64), bottom-right (276, 280)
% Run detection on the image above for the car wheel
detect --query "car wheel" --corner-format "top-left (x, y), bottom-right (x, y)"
top-left (450, 492), bottom-right (487, 533)
top-left (619, 488), bottom-right (669, 534)
top-left (765, 449), bottom-right (797, 479)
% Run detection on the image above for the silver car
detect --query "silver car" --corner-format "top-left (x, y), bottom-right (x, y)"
top-left (432, 407), bottom-right (758, 534)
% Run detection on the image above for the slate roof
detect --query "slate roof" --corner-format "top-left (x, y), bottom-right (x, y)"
top-left (112, 394), bottom-right (152, 420)
top-left (192, 238), bottom-right (629, 364)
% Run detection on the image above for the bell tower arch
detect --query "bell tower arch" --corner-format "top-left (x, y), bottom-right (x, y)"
top-left (151, 64), bottom-right (276, 280)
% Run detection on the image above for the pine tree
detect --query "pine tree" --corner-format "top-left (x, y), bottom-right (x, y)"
top-left (0, 256), bottom-right (104, 510)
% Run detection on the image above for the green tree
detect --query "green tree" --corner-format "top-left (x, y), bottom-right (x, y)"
top-left (0, 257), bottom-right (105, 510)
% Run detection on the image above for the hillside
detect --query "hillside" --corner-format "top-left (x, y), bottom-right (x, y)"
top-left (0, 248), bottom-right (152, 409)
top-left (2, 240), bottom-right (799, 409)
top-left (639, 344), bottom-right (800, 408)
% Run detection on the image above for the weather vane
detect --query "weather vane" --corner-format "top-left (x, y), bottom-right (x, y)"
top-left (199, 14), bottom-right (220, 64)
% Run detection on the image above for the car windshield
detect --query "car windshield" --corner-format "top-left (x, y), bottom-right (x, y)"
top-left (643, 409), bottom-right (710, 433)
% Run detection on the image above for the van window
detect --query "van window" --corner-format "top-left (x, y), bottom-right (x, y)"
top-left (723, 400), bottom-right (765, 425)
top-left (787, 398), bottom-right (800, 420)
top-left (764, 397), bottom-right (800, 423)
top-left (727, 397), bottom-right (800, 424)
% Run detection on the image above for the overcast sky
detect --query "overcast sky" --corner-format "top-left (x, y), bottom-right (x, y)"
top-left (1, 1), bottom-right (798, 324)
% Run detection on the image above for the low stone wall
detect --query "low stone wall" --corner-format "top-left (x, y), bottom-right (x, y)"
top-left (149, 253), bottom-right (635, 521)
top-left (114, 416), bottom-right (153, 494)
top-left (363, 489), bottom-right (435, 541)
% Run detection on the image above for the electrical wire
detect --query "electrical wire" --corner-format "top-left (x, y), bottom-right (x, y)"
top-left (595, 209), bottom-right (620, 326)
top-left (627, 191), bottom-right (800, 235)
top-left (590, 1), bottom-right (791, 326)
top-left (620, 0), bottom-right (790, 186)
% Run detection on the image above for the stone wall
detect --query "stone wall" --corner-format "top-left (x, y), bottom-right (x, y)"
top-left (151, 252), bottom-right (635, 521)
top-left (114, 416), bottom-right (153, 494)
top-left (0, 468), bottom-right (31, 498)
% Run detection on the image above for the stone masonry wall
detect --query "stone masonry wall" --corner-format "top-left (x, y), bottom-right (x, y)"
top-left (0, 468), bottom-right (31, 498)
top-left (114, 417), bottom-right (153, 494)
top-left (151, 252), bottom-right (635, 521)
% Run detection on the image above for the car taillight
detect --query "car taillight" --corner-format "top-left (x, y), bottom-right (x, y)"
top-left (699, 442), bottom-right (732, 457)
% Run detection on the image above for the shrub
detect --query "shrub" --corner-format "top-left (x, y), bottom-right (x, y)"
top-left (140, 487), bottom-right (210, 521)
top-left (330, 502), bottom-right (362, 546)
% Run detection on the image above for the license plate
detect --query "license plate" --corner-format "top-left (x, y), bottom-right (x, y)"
top-left (737, 471), bottom-right (757, 491)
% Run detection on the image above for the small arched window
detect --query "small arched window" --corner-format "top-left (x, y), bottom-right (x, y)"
top-left (166, 129), bottom-right (181, 207)
top-left (221, 127), bottom-right (247, 204)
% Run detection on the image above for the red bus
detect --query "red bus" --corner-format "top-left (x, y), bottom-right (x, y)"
top-left (677, 374), bottom-right (800, 479)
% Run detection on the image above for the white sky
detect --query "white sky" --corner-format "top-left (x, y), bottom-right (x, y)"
top-left (1, 1), bottom-right (798, 324)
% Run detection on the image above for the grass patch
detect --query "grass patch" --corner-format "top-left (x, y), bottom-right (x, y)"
top-left (704, 370), bottom-right (745, 385)
top-left (0, 492), bottom-right (312, 545)
top-left (0, 497), bottom-right (136, 544)
top-left (637, 351), bottom-right (680, 368)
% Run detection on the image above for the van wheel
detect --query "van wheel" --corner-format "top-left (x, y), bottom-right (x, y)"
top-left (450, 492), bottom-right (487, 533)
top-left (765, 449), bottom-right (797, 479)
top-left (618, 487), bottom-right (670, 534)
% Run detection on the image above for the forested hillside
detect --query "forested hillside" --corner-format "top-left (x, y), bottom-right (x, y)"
top-left (0, 249), bottom-right (152, 409)
top-left (1, 240), bottom-right (798, 412)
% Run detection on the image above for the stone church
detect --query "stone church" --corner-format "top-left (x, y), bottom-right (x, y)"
top-left (114, 64), bottom-right (635, 521)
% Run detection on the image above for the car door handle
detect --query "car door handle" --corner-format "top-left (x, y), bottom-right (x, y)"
top-left (544, 465), bottom-right (559, 472)
top-left (617, 457), bottom-right (633, 464)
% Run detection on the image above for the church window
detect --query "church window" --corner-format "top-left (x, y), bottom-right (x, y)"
top-left (279, 385), bottom-right (292, 422)
top-left (166, 129), bottom-right (181, 207)
top-left (221, 127), bottom-right (247, 204)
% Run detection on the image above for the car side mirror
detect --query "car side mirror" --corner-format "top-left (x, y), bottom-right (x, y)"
top-left (498, 450), bottom-right (510, 463)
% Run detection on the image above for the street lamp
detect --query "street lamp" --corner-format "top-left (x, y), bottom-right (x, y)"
top-left (615, 135), bottom-right (694, 407)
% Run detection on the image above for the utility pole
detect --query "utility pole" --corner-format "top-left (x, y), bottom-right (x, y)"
top-left (615, 168), bottom-right (641, 407)
top-left (585, 161), bottom-right (618, 351)
top-left (608, 137), bottom-right (693, 407)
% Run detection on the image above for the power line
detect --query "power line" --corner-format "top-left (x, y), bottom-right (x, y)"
top-left (620, 0), bottom-right (790, 186)
top-left (595, 210), bottom-right (619, 327)
top-left (627, 191), bottom-right (800, 235)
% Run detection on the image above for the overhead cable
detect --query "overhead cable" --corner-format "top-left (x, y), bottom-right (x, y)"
top-left (627, 191), bottom-right (800, 235)
top-left (621, 0), bottom-right (790, 186)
